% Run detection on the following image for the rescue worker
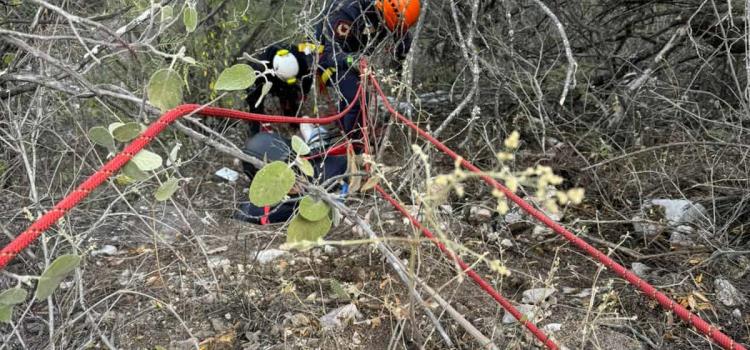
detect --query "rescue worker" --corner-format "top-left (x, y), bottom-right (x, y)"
top-left (315, 0), bottom-right (420, 139)
top-left (235, 0), bottom-right (421, 224)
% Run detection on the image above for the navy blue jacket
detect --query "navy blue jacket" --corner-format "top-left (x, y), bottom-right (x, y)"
top-left (315, 0), bottom-right (412, 70)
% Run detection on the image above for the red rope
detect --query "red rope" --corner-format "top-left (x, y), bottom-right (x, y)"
top-left (367, 73), bottom-right (746, 350)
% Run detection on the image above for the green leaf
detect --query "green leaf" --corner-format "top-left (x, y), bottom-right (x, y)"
top-left (299, 196), bottom-right (330, 221)
top-left (254, 81), bottom-right (273, 108)
top-left (2, 53), bottom-right (15, 66)
top-left (215, 64), bottom-right (255, 91)
top-left (160, 5), bottom-right (173, 22)
top-left (147, 69), bottom-right (183, 112)
top-left (0, 305), bottom-right (12, 323)
top-left (108, 122), bottom-right (125, 134)
top-left (248, 161), bottom-right (295, 206)
top-left (112, 122), bottom-right (142, 142)
top-left (0, 288), bottom-right (27, 306)
top-left (296, 158), bottom-right (314, 177)
top-left (155, 178), bottom-right (180, 201)
top-left (131, 150), bottom-right (163, 171)
top-left (35, 254), bottom-right (81, 300)
top-left (88, 126), bottom-right (116, 152)
top-left (287, 215), bottom-right (332, 243)
top-left (183, 6), bottom-right (198, 33)
top-left (291, 135), bottom-right (310, 156)
top-left (122, 162), bottom-right (148, 181)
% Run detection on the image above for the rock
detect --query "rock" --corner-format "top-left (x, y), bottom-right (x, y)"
top-left (470, 206), bottom-right (493, 222)
top-left (669, 230), bottom-right (695, 248)
top-left (255, 249), bottom-right (288, 265)
top-left (732, 309), bottom-right (742, 319)
top-left (650, 199), bottom-right (707, 225)
top-left (562, 287), bottom-right (577, 294)
top-left (500, 238), bottom-right (514, 248)
top-left (439, 204), bottom-right (453, 213)
top-left (542, 323), bottom-right (562, 333)
top-left (522, 288), bottom-right (556, 304)
top-left (319, 304), bottom-right (362, 330)
top-left (715, 279), bottom-right (745, 307)
top-left (323, 245), bottom-right (338, 255)
top-left (502, 304), bottom-right (536, 324)
top-left (631, 263), bottom-right (651, 278)
top-left (633, 199), bottom-right (708, 237)
top-left (91, 245), bottom-right (118, 256)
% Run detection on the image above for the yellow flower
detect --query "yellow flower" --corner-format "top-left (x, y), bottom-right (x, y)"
top-left (544, 199), bottom-right (559, 214)
top-left (454, 184), bottom-right (465, 197)
top-left (496, 200), bottom-right (510, 214)
top-left (567, 188), bottom-right (585, 204)
top-left (490, 260), bottom-right (511, 276)
top-left (504, 131), bottom-right (520, 149)
top-left (497, 152), bottom-right (515, 161)
top-left (505, 176), bottom-right (519, 192)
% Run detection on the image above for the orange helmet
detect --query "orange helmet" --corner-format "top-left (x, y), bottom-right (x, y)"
top-left (375, 0), bottom-right (421, 32)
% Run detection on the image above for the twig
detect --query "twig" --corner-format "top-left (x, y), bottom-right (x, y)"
top-left (319, 192), bottom-right (500, 349)
top-left (529, 0), bottom-right (577, 106)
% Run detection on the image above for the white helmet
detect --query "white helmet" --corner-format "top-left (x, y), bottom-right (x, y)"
top-left (272, 49), bottom-right (299, 84)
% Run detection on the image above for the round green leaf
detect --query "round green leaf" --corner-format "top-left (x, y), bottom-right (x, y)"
top-left (131, 150), bottom-right (163, 171)
top-left (287, 214), bottom-right (332, 243)
top-left (0, 288), bottom-right (27, 306)
top-left (122, 162), bottom-right (148, 181)
top-left (112, 122), bottom-right (142, 142)
top-left (296, 158), bottom-right (315, 177)
top-left (160, 5), bottom-right (174, 22)
top-left (88, 126), bottom-right (115, 151)
top-left (183, 6), bottom-right (198, 33)
top-left (291, 135), bottom-right (310, 156)
top-left (299, 196), bottom-right (330, 221)
top-left (0, 305), bottom-right (12, 323)
top-left (108, 122), bottom-right (125, 134)
top-left (248, 161), bottom-right (295, 206)
top-left (155, 178), bottom-right (180, 201)
top-left (35, 254), bottom-right (81, 300)
top-left (147, 69), bottom-right (183, 112)
top-left (215, 64), bottom-right (256, 91)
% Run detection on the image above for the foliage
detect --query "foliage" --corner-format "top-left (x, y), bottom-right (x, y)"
top-left (35, 255), bottom-right (81, 300)
top-left (147, 69), bottom-right (184, 112)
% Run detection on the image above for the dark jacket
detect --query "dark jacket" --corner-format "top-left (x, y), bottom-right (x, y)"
top-left (315, 0), bottom-right (412, 71)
